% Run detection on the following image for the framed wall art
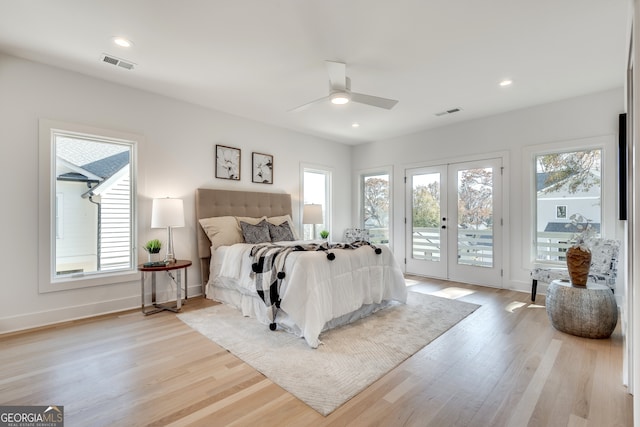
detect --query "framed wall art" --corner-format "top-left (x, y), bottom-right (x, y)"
top-left (215, 145), bottom-right (241, 180)
top-left (252, 152), bottom-right (273, 184)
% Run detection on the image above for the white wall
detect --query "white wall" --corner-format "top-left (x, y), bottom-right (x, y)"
top-left (0, 53), bottom-right (352, 333)
top-left (352, 88), bottom-right (625, 293)
top-left (0, 51), bottom-right (627, 334)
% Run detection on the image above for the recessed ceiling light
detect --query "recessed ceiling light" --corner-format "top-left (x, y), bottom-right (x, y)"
top-left (352, 123), bottom-right (360, 128)
top-left (499, 79), bottom-right (513, 87)
top-left (113, 37), bottom-right (133, 48)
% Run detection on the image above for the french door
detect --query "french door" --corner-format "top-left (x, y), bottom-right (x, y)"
top-left (405, 158), bottom-right (503, 286)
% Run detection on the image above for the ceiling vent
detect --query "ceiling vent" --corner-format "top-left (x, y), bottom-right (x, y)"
top-left (434, 107), bottom-right (462, 117)
top-left (100, 53), bottom-right (135, 70)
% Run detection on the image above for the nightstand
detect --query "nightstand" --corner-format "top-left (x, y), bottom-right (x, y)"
top-left (139, 259), bottom-right (192, 315)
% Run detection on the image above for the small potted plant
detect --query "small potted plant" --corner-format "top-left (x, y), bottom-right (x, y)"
top-left (145, 239), bottom-right (162, 263)
top-left (565, 213), bottom-right (595, 286)
top-left (319, 230), bottom-right (329, 240)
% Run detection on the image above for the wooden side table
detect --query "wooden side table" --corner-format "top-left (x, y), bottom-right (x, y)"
top-left (545, 279), bottom-right (618, 338)
top-left (139, 260), bottom-right (192, 315)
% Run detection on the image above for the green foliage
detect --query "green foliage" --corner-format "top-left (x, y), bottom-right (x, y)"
top-left (145, 239), bottom-right (162, 253)
top-left (320, 230), bottom-right (329, 239)
top-left (457, 168), bottom-right (493, 229)
top-left (412, 183), bottom-right (440, 228)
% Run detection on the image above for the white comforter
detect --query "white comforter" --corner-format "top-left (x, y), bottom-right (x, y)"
top-left (210, 240), bottom-right (407, 347)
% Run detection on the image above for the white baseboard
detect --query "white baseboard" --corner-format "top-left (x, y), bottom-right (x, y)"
top-left (0, 284), bottom-right (204, 335)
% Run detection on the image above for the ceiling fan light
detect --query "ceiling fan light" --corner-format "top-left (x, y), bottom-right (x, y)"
top-left (330, 91), bottom-right (351, 105)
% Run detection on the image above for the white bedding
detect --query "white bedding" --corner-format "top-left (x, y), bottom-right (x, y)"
top-left (207, 240), bottom-right (407, 348)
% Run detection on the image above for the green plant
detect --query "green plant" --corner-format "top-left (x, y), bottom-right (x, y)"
top-left (145, 239), bottom-right (162, 253)
top-left (319, 230), bottom-right (329, 239)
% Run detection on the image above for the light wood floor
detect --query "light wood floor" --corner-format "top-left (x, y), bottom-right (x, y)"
top-left (0, 276), bottom-right (633, 426)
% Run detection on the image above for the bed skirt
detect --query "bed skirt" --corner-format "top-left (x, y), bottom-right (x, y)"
top-left (208, 283), bottom-right (395, 346)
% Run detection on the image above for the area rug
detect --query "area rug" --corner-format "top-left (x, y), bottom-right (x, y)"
top-left (178, 291), bottom-right (479, 416)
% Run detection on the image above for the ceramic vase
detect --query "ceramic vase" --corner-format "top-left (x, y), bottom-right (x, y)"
top-left (147, 250), bottom-right (161, 263)
top-left (566, 245), bottom-right (591, 286)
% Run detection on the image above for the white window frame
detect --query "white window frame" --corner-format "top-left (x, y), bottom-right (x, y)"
top-left (523, 135), bottom-right (615, 267)
top-left (359, 166), bottom-right (393, 247)
top-left (300, 163), bottom-right (332, 239)
top-left (55, 193), bottom-right (63, 239)
top-left (38, 119), bottom-right (140, 293)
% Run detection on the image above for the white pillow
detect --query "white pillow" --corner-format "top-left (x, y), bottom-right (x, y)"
top-left (267, 214), bottom-right (300, 240)
top-left (198, 216), bottom-right (243, 249)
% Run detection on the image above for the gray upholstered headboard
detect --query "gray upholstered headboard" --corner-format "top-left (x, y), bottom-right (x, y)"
top-left (195, 188), bottom-right (293, 286)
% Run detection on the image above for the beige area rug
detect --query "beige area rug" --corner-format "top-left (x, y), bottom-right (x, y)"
top-left (178, 291), bottom-right (479, 416)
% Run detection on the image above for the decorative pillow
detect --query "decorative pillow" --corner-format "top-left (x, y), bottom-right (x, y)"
top-left (267, 214), bottom-right (300, 240)
top-left (198, 216), bottom-right (243, 249)
top-left (240, 219), bottom-right (271, 244)
top-left (268, 221), bottom-right (295, 242)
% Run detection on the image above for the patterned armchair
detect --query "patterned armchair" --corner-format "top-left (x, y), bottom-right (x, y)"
top-left (344, 228), bottom-right (370, 243)
top-left (530, 238), bottom-right (620, 302)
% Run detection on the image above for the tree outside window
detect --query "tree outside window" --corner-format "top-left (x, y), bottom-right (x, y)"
top-left (363, 173), bottom-right (390, 244)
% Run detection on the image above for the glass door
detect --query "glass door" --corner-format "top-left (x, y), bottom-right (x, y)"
top-left (447, 158), bottom-right (503, 285)
top-left (405, 165), bottom-right (447, 278)
top-left (405, 158), bottom-right (503, 286)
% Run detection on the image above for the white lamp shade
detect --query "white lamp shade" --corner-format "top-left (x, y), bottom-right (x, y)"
top-left (303, 204), bottom-right (323, 225)
top-left (151, 198), bottom-right (185, 228)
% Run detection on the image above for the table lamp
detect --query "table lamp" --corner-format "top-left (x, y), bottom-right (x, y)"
top-left (151, 197), bottom-right (185, 263)
top-left (303, 203), bottom-right (323, 239)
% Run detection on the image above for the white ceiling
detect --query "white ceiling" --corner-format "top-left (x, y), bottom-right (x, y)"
top-left (0, 1), bottom-right (630, 145)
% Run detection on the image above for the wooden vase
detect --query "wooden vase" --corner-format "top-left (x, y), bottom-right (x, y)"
top-left (566, 245), bottom-right (591, 286)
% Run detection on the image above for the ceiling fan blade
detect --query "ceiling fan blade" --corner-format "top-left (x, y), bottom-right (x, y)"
top-left (288, 95), bottom-right (329, 112)
top-left (325, 61), bottom-right (347, 91)
top-left (351, 92), bottom-right (399, 110)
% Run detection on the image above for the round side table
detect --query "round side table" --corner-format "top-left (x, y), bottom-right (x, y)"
top-left (545, 279), bottom-right (617, 339)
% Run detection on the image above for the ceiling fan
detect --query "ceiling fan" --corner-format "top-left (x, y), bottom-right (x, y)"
top-left (290, 61), bottom-right (399, 112)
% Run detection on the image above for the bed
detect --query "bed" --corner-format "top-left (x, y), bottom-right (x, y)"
top-left (195, 188), bottom-right (407, 348)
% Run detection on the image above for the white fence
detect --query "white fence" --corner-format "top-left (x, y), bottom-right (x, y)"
top-left (411, 227), bottom-right (494, 267)
top-left (369, 227), bottom-right (570, 266)
top-left (535, 231), bottom-right (574, 261)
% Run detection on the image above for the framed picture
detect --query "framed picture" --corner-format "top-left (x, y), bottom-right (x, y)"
top-left (215, 145), bottom-right (240, 180)
top-left (252, 152), bottom-right (273, 184)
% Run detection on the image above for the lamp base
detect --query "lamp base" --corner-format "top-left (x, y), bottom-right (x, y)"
top-left (165, 226), bottom-right (177, 263)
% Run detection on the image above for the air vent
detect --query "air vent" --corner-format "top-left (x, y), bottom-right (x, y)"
top-left (434, 107), bottom-right (462, 117)
top-left (100, 53), bottom-right (136, 70)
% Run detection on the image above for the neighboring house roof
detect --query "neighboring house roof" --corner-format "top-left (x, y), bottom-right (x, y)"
top-left (537, 170), bottom-right (601, 194)
top-left (57, 137), bottom-right (129, 183)
top-left (536, 172), bottom-right (553, 192)
top-left (544, 222), bottom-right (601, 233)
top-left (82, 151), bottom-right (129, 179)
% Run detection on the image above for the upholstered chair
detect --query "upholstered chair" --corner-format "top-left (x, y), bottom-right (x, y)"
top-left (530, 238), bottom-right (619, 302)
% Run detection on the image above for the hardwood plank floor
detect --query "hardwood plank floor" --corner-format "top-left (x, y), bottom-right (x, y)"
top-left (0, 276), bottom-right (633, 426)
